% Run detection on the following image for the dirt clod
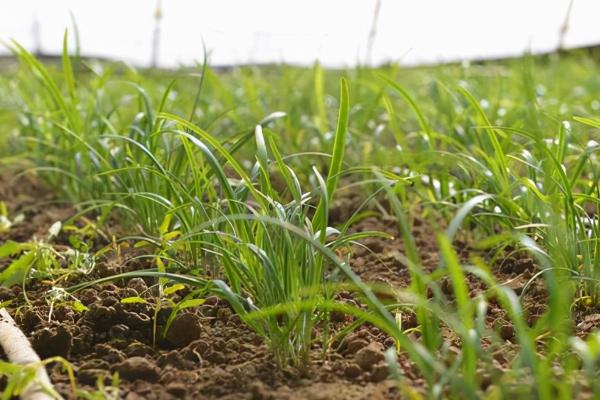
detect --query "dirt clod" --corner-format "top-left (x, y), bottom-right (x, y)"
top-left (127, 278), bottom-right (148, 294)
top-left (21, 309), bottom-right (43, 331)
top-left (165, 313), bottom-right (202, 347)
top-left (342, 334), bottom-right (369, 354)
top-left (32, 325), bottom-right (73, 358)
top-left (166, 383), bottom-right (187, 397)
top-left (124, 341), bottom-right (154, 357)
top-left (355, 342), bottom-right (385, 371)
top-left (250, 381), bottom-right (269, 400)
top-left (77, 369), bottom-right (110, 386)
top-left (116, 357), bottom-right (161, 382)
top-left (344, 362), bottom-right (363, 379)
top-left (370, 362), bottom-right (389, 382)
top-left (109, 323), bottom-right (130, 339)
top-left (0, 287), bottom-right (12, 301)
top-left (499, 324), bottom-right (515, 341)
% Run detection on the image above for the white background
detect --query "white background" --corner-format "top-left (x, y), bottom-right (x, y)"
top-left (0, 0), bottom-right (598, 67)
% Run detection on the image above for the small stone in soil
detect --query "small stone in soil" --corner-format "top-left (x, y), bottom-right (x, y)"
top-left (355, 342), bottom-right (385, 371)
top-left (116, 357), bottom-right (160, 382)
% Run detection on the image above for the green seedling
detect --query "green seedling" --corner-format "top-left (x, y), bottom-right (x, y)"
top-left (0, 222), bottom-right (96, 287)
top-left (121, 281), bottom-right (205, 348)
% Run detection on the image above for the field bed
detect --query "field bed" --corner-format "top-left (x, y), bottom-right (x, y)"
top-left (1, 44), bottom-right (600, 399)
top-left (0, 174), bottom-right (406, 399)
top-left (1, 171), bottom-right (597, 399)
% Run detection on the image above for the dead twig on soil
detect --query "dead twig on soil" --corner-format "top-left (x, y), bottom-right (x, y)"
top-left (0, 308), bottom-right (59, 400)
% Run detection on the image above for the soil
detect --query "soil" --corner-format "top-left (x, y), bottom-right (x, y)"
top-left (1, 172), bottom-right (599, 399)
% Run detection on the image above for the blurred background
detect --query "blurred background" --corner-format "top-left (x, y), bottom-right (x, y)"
top-left (0, 0), bottom-right (599, 68)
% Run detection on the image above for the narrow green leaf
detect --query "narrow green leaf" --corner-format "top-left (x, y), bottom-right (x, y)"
top-left (164, 283), bottom-right (186, 296)
top-left (62, 29), bottom-right (77, 103)
top-left (121, 296), bottom-right (150, 305)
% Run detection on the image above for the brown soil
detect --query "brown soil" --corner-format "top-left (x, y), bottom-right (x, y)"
top-left (1, 173), bottom-right (598, 399)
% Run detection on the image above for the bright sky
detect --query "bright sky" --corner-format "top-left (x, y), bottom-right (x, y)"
top-left (0, 0), bottom-right (598, 67)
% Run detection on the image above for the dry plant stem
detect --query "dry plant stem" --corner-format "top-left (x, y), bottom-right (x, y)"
top-left (0, 308), bottom-right (57, 400)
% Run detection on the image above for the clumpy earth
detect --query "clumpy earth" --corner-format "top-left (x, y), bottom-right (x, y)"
top-left (0, 172), bottom-right (598, 399)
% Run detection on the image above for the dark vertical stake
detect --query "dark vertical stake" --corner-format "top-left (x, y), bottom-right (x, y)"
top-left (32, 13), bottom-right (42, 56)
top-left (365, 0), bottom-right (382, 66)
top-left (151, 0), bottom-right (163, 68)
top-left (558, 0), bottom-right (575, 51)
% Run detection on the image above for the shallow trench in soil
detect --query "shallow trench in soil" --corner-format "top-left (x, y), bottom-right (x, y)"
top-left (0, 172), bottom-right (598, 399)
